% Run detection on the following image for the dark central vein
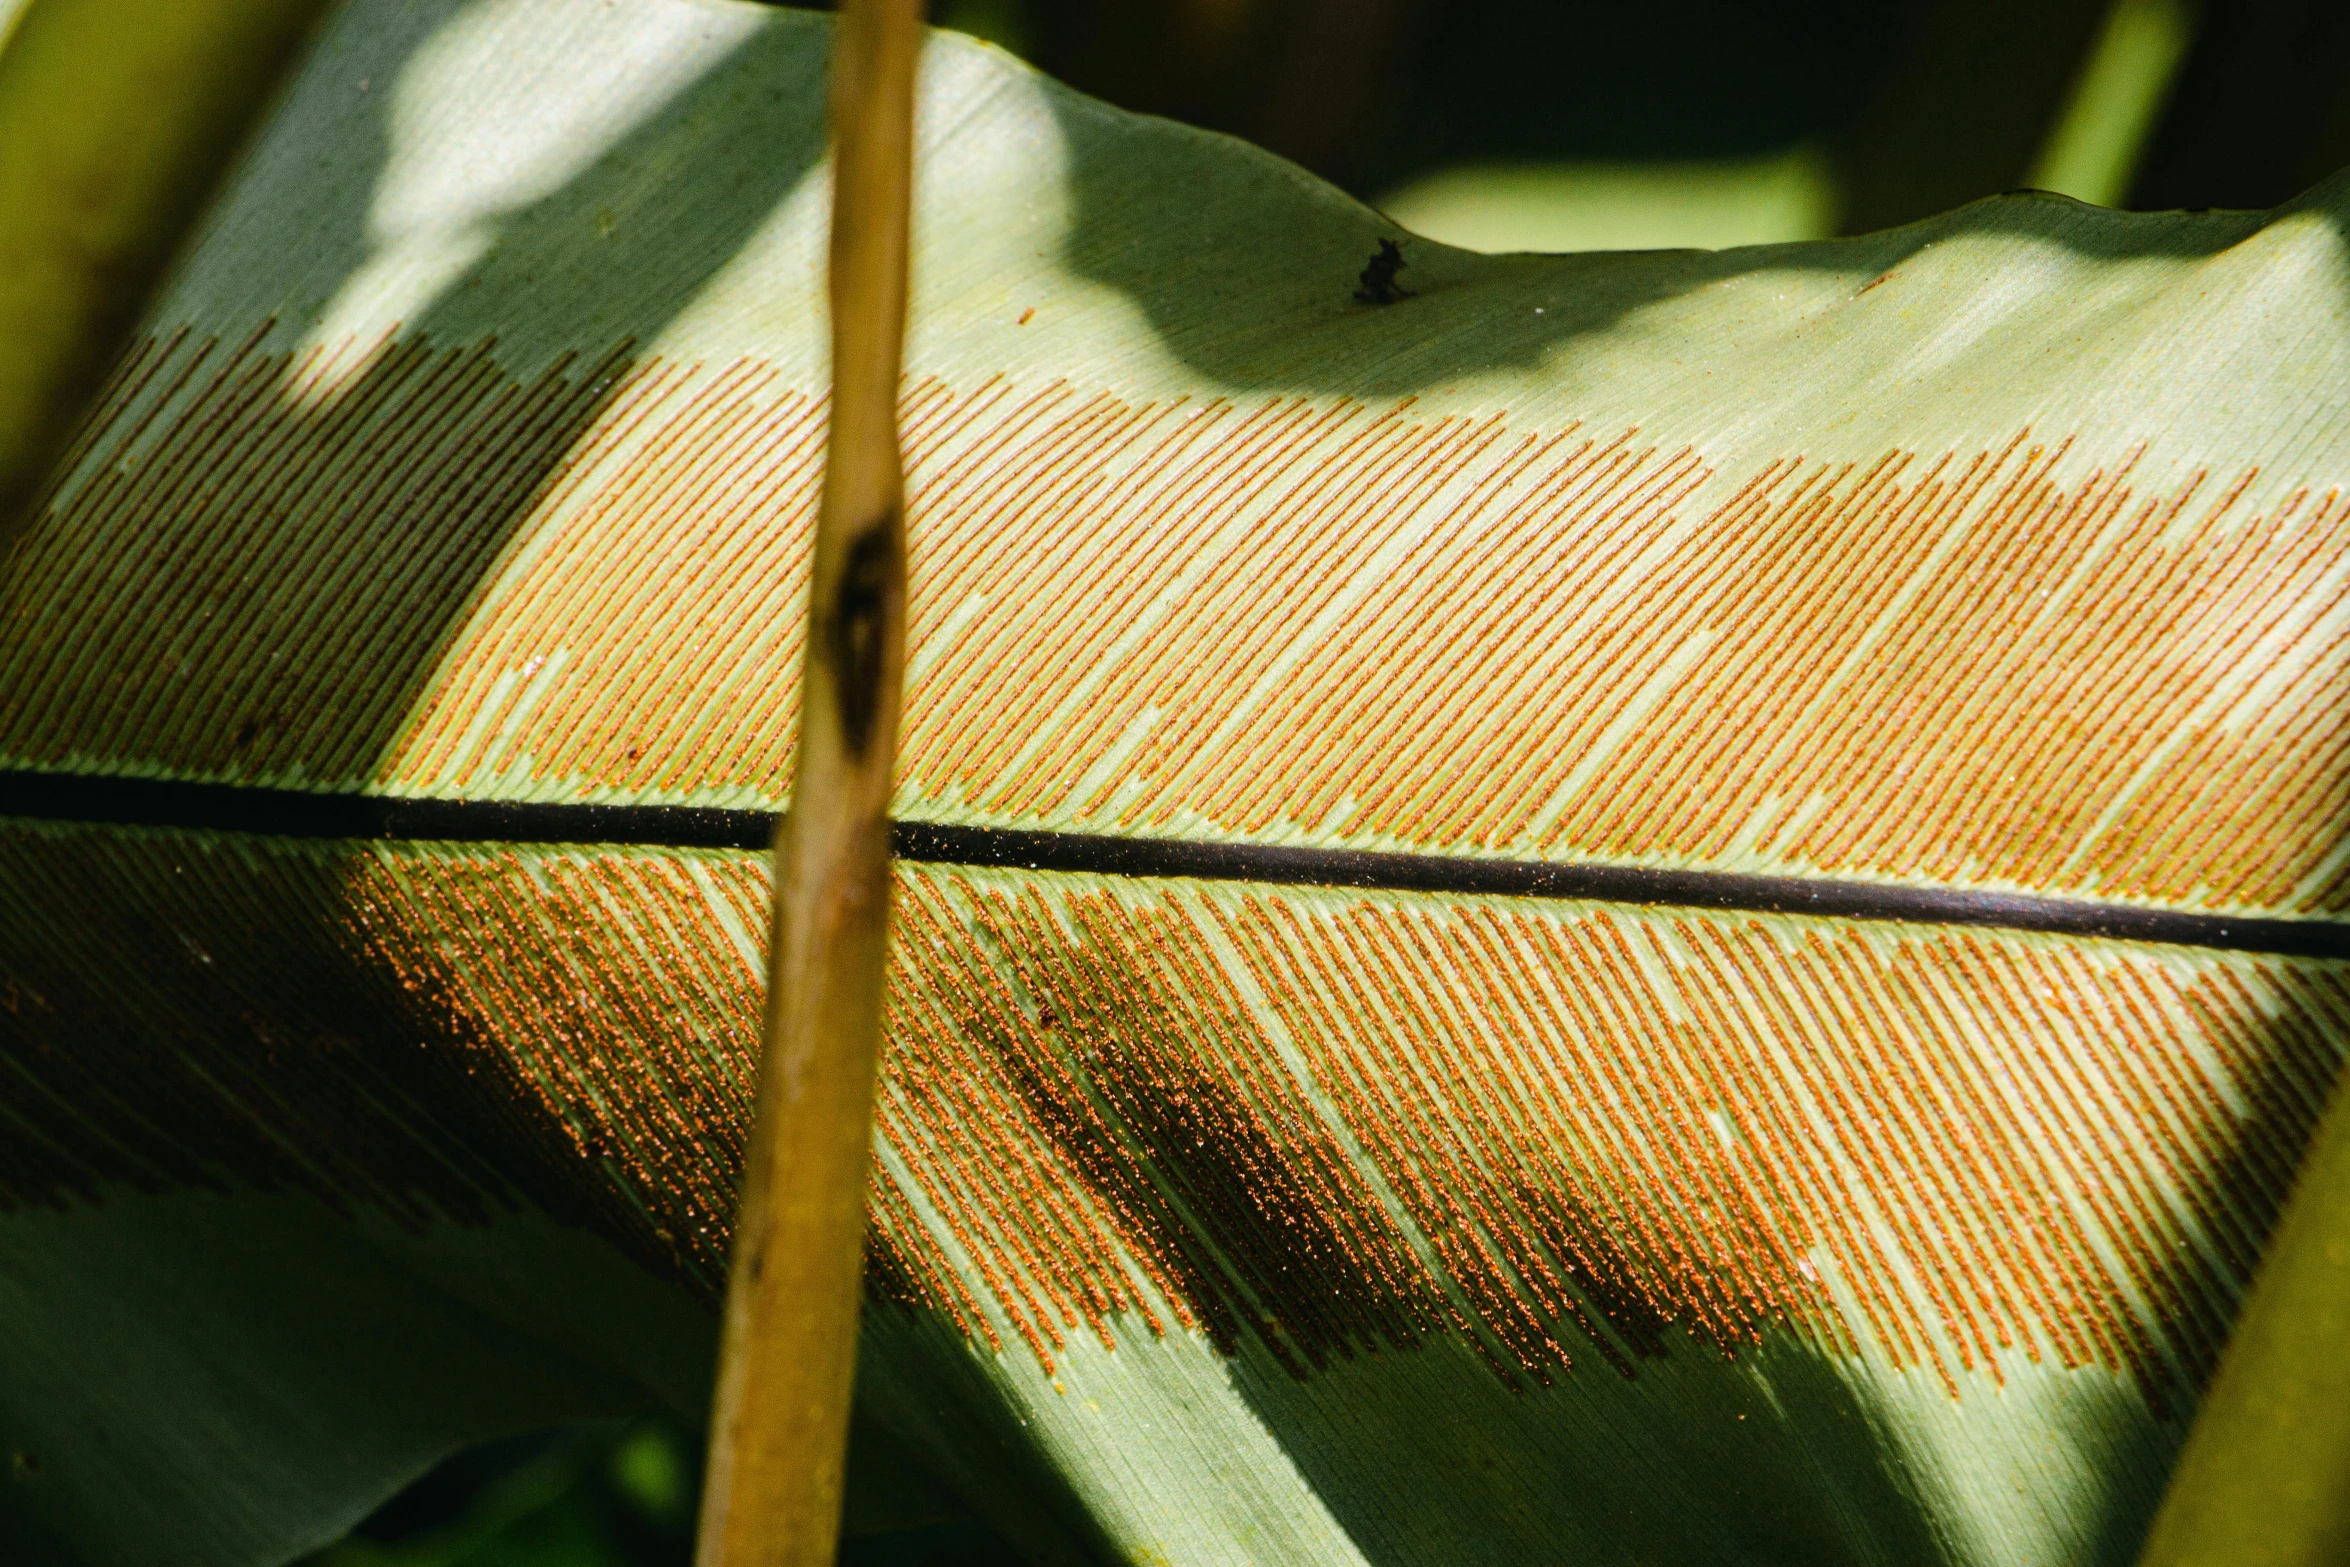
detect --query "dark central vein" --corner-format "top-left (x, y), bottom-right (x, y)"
top-left (2, 769), bottom-right (2342, 958)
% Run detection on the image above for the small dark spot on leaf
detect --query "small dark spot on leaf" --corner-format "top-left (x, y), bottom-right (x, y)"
top-left (1354, 238), bottom-right (1412, 305)
top-left (232, 718), bottom-right (259, 749)
top-left (1017, 306), bottom-right (1035, 325)
top-left (1036, 1006), bottom-right (1056, 1028)
top-left (1857, 269), bottom-right (1897, 295)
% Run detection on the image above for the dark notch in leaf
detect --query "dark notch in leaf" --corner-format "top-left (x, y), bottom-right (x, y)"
top-left (1354, 237), bottom-right (1412, 304)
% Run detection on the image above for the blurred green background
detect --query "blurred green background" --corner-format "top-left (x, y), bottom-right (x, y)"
top-left (301, 0), bottom-right (2350, 1561)
top-left (943, 0), bottom-right (2350, 250)
top-left (299, 1421), bottom-right (702, 1567)
top-left (294, 1417), bottom-right (1024, 1566)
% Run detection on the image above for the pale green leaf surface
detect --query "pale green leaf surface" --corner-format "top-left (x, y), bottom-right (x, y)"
top-left (3, 3), bottom-right (2349, 1565)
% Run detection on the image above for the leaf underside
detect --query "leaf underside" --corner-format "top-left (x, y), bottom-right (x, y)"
top-left (3, 2), bottom-right (2349, 1563)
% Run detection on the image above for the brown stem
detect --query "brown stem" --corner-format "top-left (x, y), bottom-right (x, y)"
top-left (694, 3), bottom-right (924, 1564)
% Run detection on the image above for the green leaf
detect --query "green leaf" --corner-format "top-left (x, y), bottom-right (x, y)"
top-left (0, 0), bottom-right (337, 541)
top-left (3, 2), bottom-right (2348, 1564)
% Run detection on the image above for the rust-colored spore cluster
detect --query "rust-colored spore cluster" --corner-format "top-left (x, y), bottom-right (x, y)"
top-left (869, 870), bottom-right (2346, 1407)
top-left (4, 326), bottom-right (2345, 1413)
top-left (7, 337), bottom-right (2347, 920)
top-left (3, 826), bottom-right (2338, 1414)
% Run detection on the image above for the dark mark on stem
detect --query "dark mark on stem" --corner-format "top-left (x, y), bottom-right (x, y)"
top-left (827, 515), bottom-right (897, 758)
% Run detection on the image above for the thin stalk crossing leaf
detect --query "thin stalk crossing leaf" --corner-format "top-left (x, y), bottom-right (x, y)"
top-left (696, 2), bottom-right (924, 1564)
